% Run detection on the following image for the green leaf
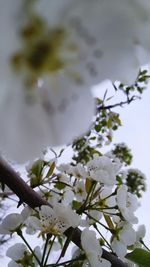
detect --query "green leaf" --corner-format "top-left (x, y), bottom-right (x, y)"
top-left (95, 124), bottom-right (101, 132)
top-left (107, 118), bottom-right (112, 128)
top-left (54, 181), bottom-right (65, 190)
top-left (72, 200), bottom-right (81, 210)
top-left (126, 248), bottom-right (150, 267)
top-left (113, 115), bottom-right (121, 126)
top-left (85, 178), bottom-right (92, 193)
top-left (47, 161), bottom-right (55, 177)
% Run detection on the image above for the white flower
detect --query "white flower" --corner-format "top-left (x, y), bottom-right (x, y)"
top-left (81, 228), bottom-right (111, 267)
top-left (30, 203), bottom-right (80, 235)
top-left (0, 207), bottom-right (31, 235)
top-left (117, 185), bottom-right (139, 223)
top-left (6, 243), bottom-right (28, 261)
top-left (136, 224), bottom-right (146, 241)
top-left (0, 213), bottom-right (23, 234)
top-left (87, 156), bottom-right (119, 185)
top-left (0, 0), bottom-right (94, 163)
top-left (1, 0), bottom-right (150, 162)
top-left (111, 223), bottom-right (136, 259)
top-left (70, 163), bottom-right (88, 179)
top-left (6, 243), bottom-right (41, 267)
top-left (74, 180), bottom-right (87, 201)
top-left (134, 224), bottom-right (146, 248)
top-left (58, 163), bottom-right (87, 179)
top-left (8, 262), bottom-right (21, 267)
top-left (62, 189), bottom-right (74, 205)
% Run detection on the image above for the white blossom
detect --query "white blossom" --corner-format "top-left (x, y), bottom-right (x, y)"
top-left (6, 243), bottom-right (41, 267)
top-left (0, 206), bottom-right (31, 235)
top-left (111, 223), bottom-right (136, 259)
top-left (136, 224), bottom-right (146, 241)
top-left (87, 155), bottom-right (120, 185)
top-left (74, 180), bottom-right (87, 201)
top-left (62, 189), bottom-right (74, 205)
top-left (1, 1), bottom-right (150, 162)
top-left (81, 228), bottom-right (111, 267)
top-left (29, 203), bottom-right (80, 235)
top-left (117, 185), bottom-right (139, 223)
top-left (69, 163), bottom-right (88, 179)
top-left (0, 0), bottom-right (94, 162)
top-left (6, 243), bottom-right (28, 262)
top-left (134, 224), bottom-right (146, 248)
top-left (0, 213), bottom-right (23, 234)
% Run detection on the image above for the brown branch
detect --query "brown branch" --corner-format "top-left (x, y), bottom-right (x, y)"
top-left (0, 156), bottom-right (128, 267)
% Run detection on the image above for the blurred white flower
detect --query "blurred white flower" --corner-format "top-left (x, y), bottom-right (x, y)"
top-left (1, 0), bottom-right (150, 162)
top-left (81, 228), bottom-right (111, 267)
top-left (0, 0), bottom-right (94, 163)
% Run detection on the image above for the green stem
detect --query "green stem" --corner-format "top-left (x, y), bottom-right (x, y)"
top-left (45, 257), bottom-right (81, 267)
top-left (84, 211), bottom-right (110, 231)
top-left (44, 236), bottom-right (56, 266)
top-left (77, 182), bottom-right (95, 214)
top-left (140, 240), bottom-right (150, 251)
top-left (93, 223), bottom-right (112, 250)
top-left (17, 230), bottom-right (41, 266)
top-left (41, 234), bottom-right (52, 266)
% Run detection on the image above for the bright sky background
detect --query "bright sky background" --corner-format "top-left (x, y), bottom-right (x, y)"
top-left (93, 78), bottom-right (150, 247)
top-left (114, 84), bottom-right (150, 247)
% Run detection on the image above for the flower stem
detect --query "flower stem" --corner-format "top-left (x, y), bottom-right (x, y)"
top-left (41, 234), bottom-right (52, 266)
top-left (17, 229), bottom-right (41, 266)
top-left (44, 236), bottom-right (56, 266)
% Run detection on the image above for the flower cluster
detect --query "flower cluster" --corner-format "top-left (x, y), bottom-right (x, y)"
top-left (0, 2), bottom-right (149, 266)
top-left (0, 150), bottom-right (147, 266)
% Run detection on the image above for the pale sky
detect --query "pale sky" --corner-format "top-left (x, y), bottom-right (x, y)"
top-left (114, 85), bottom-right (150, 247)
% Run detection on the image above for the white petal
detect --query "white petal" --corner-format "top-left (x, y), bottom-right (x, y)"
top-left (120, 224), bottom-right (136, 246)
top-left (6, 243), bottom-right (27, 261)
top-left (8, 261), bottom-right (21, 267)
top-left (1, 213), bottom-right (23, 231)
top-left (81, 228), bottom-right (102, 255)
top-left (111, 239), bottom-right (127, 259)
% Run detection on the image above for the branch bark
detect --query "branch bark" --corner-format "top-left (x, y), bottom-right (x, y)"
top-left (0, 156), bottom-right (128, 267)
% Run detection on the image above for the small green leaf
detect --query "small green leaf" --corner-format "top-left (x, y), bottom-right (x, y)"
top-left (72, 200), bottom-right (81, 210)
top-left (85, 178), bottom-right (92, 193)
top-left (95, 124), bottom-right (101, 132)
top-left (47, 161), bottom-right (55, 177)
top-left (107, 118), bottom-right (112, 128)
top-left (54, 181), bottom-right (65, 190)
top-left (126, 248), bottom-right (150, 267)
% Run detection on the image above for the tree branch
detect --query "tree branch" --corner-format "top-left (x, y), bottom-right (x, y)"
top-left (0, 156), bottom-right (128, 267)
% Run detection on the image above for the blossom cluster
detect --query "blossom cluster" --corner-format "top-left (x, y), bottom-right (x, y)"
top-left (0, 152), bottom-right (146, 267)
